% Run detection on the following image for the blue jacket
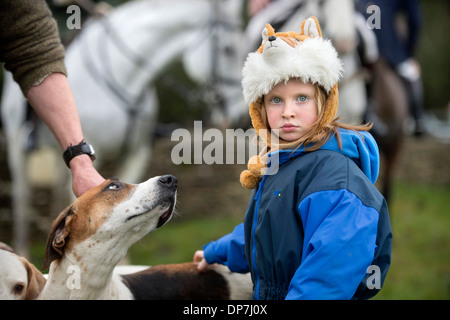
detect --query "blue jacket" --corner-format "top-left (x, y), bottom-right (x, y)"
top-left (203, 129), bottom-right (392, 300)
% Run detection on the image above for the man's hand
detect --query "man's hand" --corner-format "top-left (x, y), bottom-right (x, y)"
top-left (70, 154), bottom-right (105, 197)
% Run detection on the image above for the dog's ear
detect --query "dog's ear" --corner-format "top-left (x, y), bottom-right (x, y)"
top-left (42, 205), bottom-right (75, 271)
top-left (19, 256), bottom-right (46, 299)
top-left (0, 241), bottom-right (14, 253)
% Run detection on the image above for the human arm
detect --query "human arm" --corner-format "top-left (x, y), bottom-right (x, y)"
top-left (402, 0), bottom-right (422, 56)
top-left (0, 0), bottom-right (104, 196)
top-left (26, 73), bottom-right (105, 196)
top-left (0, 0), bottom-right (67, 94)
top-left (195, 223), bottom-right (249, 273)
top-left (285, 189), bottom-right (379, 300)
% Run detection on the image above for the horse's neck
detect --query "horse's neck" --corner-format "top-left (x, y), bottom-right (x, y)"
top-left (81, 1), bottom-right (213, 96)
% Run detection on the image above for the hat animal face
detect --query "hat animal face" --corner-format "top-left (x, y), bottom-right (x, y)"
top-left (259, 25), bottom-right (306, 63)
top-left (242, 17), bottom-right (343, 105)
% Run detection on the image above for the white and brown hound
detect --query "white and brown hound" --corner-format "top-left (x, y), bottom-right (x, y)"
top-left (38, 176), bottom-right (252, 300)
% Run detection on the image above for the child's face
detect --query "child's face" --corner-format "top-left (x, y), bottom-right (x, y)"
top-left (264, 79), bottom-right (318, 142)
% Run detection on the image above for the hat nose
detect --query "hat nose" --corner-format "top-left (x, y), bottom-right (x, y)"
top-left (158, 175), bottom-right (178, 190)
top-left (268, 35), bottom-right (276, 42)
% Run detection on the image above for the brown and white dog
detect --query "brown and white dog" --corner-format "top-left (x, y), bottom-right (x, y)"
top-left (38, 175), bottom-right (252, 300)
top-left (0, 249), bottom-right (46, 300)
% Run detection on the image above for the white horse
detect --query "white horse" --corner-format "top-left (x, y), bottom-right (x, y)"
top-left (1, 0), bottom-right (245, 257)
top-left (244, 0), bottom-right (371, 125)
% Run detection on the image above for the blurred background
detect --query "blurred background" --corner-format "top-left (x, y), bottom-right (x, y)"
top-left (0, 0), bottom-right (448, 299)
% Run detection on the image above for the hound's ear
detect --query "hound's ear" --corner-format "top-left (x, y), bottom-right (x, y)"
top-left (0, 241), bottom-right (14, 253)
top-left (42, 206), bottom-right (75, 271)
top-left (301, 16), bottom-right (322, 38)
top-left (19, 257), bottom-right (46, 300)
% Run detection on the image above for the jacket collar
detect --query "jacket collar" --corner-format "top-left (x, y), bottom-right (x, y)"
top-left (266, 129), bottom-right (380, 184)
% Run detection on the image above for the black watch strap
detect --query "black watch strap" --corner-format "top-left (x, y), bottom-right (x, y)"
top-left (63, 140), bottom-right (96, 168)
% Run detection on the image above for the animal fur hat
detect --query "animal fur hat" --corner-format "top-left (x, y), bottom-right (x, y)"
top-left (240, 17), bottom-right (343, 189)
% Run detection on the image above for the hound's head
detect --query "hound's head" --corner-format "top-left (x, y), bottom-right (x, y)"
top-left (0, 250), bottom-right (46, 300)
top-left (42, 175), bottom-right (177, 271)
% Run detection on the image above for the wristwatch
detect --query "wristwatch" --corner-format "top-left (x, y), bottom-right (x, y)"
top-left (63, 140), bottom-right (96, 168)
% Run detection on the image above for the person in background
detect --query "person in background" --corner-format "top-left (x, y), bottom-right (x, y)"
top-left (359, 0), bottom-right (426, 136)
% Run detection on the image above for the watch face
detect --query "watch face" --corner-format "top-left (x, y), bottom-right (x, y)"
top-left (89, 144), bottom-right (95, 155)
top-left (81, 143), bottom-right (95, 155)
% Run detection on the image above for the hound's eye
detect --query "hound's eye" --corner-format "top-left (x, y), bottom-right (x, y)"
top-left (295, 39), bottom-right (300, 42)
top-left (14, 283), bottom-right (24, 294)
top-left (108, 182), bottom-right (121, 190)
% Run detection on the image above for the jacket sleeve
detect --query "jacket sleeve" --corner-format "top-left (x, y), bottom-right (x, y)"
top-left (203, 223), bottom-right (249, 273)
top-left (0, 0), bottom-right (67, 95)
top-left (285, 189), bottom-right (379, 300)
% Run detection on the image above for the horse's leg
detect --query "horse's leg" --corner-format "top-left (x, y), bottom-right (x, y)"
top-left (372, 59), bottom-right (408, 206)
top-left (117, 143), bottom-right (153, 184)
top-left (8, 129), bottom-right (31, 258)
top-left (381, 150), bottom-right (394, 204)
top-left (117, 89), bottom-right (158, 183)
top-left (49, 152), bottom-right (73, 228)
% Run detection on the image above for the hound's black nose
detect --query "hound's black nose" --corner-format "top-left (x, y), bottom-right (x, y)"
top-left (158, 175), bottom-right (178, 190)
top-left (268, 35), bottom-right (276, 42)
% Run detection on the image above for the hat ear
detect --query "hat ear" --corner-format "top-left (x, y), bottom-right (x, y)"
top-left (301, 16), bottom-right (322, 38)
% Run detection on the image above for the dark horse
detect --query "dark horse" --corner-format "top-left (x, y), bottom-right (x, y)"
top-left (369, 58), bottom-right (408, 203)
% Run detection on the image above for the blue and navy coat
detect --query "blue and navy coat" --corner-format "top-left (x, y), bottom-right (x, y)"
top-left (203, 129), bottom-right (392, 300)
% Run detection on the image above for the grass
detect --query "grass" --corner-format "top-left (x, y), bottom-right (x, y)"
top-left (128, 215), bottom-right (242, 266)
top-left (374, 182), bottom-right (450, 299)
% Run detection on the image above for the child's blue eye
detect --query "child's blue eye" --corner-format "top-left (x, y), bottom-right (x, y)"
top-left (271, 97), bottom-right (282, 104)
top-left (297, 96), bottom-right (307, 102)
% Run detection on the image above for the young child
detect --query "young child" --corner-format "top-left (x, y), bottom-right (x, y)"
top-left (194, 17), bottom-right (392, 300)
